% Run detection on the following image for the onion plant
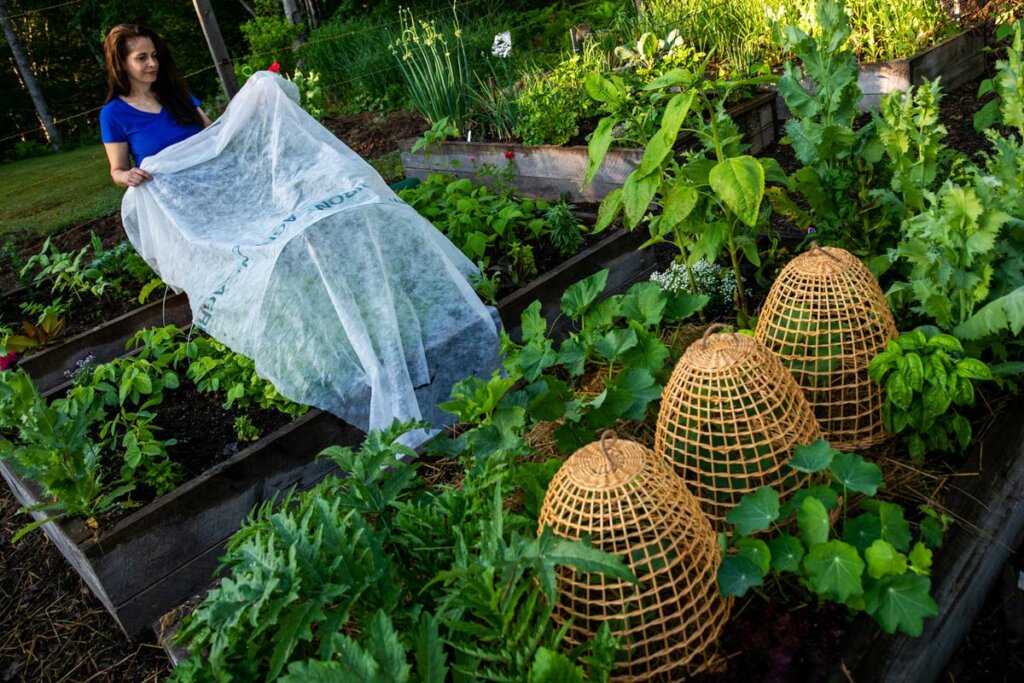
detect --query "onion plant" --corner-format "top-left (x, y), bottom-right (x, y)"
top-left (390, 5), bottom-right (473, 130)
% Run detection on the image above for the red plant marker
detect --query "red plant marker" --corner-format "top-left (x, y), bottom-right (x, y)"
top-left (268, 60), bottom-right (281, 73)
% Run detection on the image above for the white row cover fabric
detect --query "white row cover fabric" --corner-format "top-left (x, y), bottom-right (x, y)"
top-left (121, 72), bottom-right (500, 441)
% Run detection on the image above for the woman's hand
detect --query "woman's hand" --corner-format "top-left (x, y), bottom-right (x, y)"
top-left (119, 167), bottom-right (153, 187)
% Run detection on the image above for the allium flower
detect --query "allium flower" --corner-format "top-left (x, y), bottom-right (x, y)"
top-left (492, 31), bottom-right (512, 58)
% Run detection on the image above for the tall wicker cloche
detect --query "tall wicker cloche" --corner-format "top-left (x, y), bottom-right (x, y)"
top-left (755, 245), bottom-right (897, 451)
top-left (655, 326), bottom-right (820, 528)
top-left (538, 434), bottom-right (730, 681)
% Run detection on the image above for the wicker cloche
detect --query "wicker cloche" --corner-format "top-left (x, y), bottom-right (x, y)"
top-left (755, 245), bottom-right (897, 451)
top-left (655, 326), bottom-right (820, 528)
top-left (538, 434), bottom-right (730, 680)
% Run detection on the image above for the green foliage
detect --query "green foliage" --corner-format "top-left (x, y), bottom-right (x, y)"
top-left (585, 59), bottom-right (780, 322)
top-left (975, 20), bottom-right (1024, 137)
top-left (172, 422), bottom-right (628, 682)
top-left (288, 69), bottom-right (324, 121)
top-left (239, 0), bottom-right (304, 74)
top-left (516, 49), bottom-right (603, 146)
top-left (20, 234), bottom-right (162, 304)
top-left (399, 173), bottom-right (587, 288)
top-left (718, 440), bottom-right (945, 637)
top-left (390, 6), bottom-right (472, 129)
top-left (868, 328), bottom-right (991, 460)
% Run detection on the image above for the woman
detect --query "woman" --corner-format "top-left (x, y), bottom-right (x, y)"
top-left (100, 24), bottom-right (211, 188)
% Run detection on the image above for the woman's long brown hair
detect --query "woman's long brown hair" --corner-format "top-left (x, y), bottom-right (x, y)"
top-left (103, 24), bottom-right (205, 128)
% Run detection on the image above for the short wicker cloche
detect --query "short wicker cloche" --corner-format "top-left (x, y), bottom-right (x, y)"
top-left (538, 434), bottom-right (730, 681)
top-left (755, 245), bottom-right (897, 451)
top-left (655, 326), bottom-right (820, 528)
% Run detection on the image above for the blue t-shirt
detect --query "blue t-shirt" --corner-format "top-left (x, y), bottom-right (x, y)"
top-left (100, 94), bottom-right (203, 166)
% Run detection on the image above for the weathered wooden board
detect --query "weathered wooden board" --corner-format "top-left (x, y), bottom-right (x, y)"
top-left (400, 92), bottom-right (778, 201)
top-left (831, 397), bottom-right (1024, 682)
top-left (778, 28), bottom-right (987, 116)
top-left (16, 292), bottom-right (191, 394)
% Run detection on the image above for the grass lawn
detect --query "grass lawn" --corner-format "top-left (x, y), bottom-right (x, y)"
top-left (0, 146), bottom-right (123, 242)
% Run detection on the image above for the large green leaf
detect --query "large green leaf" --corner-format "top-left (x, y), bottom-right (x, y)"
top-left (830, 452), bottom-right (883, 496)
top-left (621, 282), bottom-right (667, 328)
top-left (843, 513), bottom-right (882, 554)
top-left (717, 555), bottom-right (765, 597)
top-left (803, 540), bottom-right (865, 602)
top-left (528, 648), bottom-right (585, 683)
top-left (595, 328), bottom-right (638, 363)
top-left (725, 487), bottom-right (780, 535)
top-left (584, 117), bottom-right (616, 188)
top-left (661, 184), bottom-right (699, 231)
top-left (594, 188), bottom-right (623, 233)
top-left (622, 171), bottom-right (660, 229)
top-left (708, 156), bottom-right (765, 227)
top-left (736, 537), bottom-right (771, 574)
top-left (768, 535), bottom-right (805, 574)
top-left (878, 501), bottom-right (912, 552)
top-left (561, 270), bottom-right (609, 319)
top-left (865, 539), bottom-right (908, 579)
top-left (797, 496), bottom-right (830, 546)
top-left (864, 573), bottom-right (938, 636)
top-left (789, 439), bottom-right (838, 473)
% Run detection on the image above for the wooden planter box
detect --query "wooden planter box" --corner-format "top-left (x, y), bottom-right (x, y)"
top-left (399, 92), bottom-right (778, 202)
top-left (830, 397), bottom-right (1024, 682)
top-left (16, 293), bottom-right (191, 394)
top-left (2, 225), bottom-right (669, 639)
top-left (777, 27), bottom-right (987, 117)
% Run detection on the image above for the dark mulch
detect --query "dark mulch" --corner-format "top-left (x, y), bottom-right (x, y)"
top-left (0, 490), bottom-right (171, 683)
top-left (323, 109), bottom-right (429, 159)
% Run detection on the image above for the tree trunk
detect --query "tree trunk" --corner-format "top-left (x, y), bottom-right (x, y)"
top-left (0, 0), bottom-right (62, 151)
top-left (281, 0), bottom-right (300, 24)
top-left (193, 0), bottom-right (240, 99)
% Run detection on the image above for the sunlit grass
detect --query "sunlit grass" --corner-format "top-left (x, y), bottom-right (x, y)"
top-left (0, 146), bottom-right (123, 241)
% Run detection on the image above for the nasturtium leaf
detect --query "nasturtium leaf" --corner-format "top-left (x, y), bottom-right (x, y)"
top-left (878, 502), bottom-right (912, 552)
top-left (708, 156), bottom-right (765, 228)
top-left (595, 328), bottom-right (638, 363)
top-left (736, 537), bottom-right (771, 574)
top-left (830, 451), bottom-right (883, 496)
top-left (725, 487), bottom-right (780, 535)
top-left (803, 540), bottom-right (865, 602)
top-left (865, 539), bottom-right (908, 579)
top-left (781, 485), bottom-right (840, 519)
top-left (844, 513), bottom-right (882, 554)
top-left (621, 282), bottom-right (667, 328)
top-left (789, 439), bottom-right (838, 473)
top-left (919, 516), bottom-right (944, 549)
top-left (768, 535), bottom-right (805, 574)
top-left (908, 542), bottom-right (933, 576)
top-left (864, 573), bottom-right (938, 636)
top-left (717, 555), bottom-right (765, 597)
top-left (561, 270), bottom-right (609, 319)
top-left (797, 496), bottom-right (830, 546)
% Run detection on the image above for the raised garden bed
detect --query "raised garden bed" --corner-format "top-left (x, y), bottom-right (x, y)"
top-left (399, 91), bottom-right (779, 202)
top-left (0, 220), bottom-right (671, 639)
top-left (13, 292), bottom-right (191, 394)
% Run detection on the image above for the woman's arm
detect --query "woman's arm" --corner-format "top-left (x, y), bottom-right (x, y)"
top-left (198, 107), bottom-right (212, 128)
top-left (104, 141), bottom-right (152, 188)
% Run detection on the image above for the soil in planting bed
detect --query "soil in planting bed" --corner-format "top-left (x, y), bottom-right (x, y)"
top-left (0, 487), bottom-right (171, 683)
top-left (323, 109), bottom-right (429, 160)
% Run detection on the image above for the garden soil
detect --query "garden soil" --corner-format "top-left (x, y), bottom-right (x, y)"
top-left (2, 73), bottom-right (1023, 681)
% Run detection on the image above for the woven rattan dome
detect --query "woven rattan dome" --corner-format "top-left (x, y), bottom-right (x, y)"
top-left (655, 328), bottom-right (820, 528)
top-left (538, 436), bottom-right (730, 681)
top-left (755, 245), bottom-right (897, 451)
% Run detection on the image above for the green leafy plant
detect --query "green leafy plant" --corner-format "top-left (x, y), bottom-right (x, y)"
top-left (585, 61), bottom-right (780, 323)
top-left (718, 440), bottom-right (948, 637)
top-left (411, 116), bottom-right (461, 156)
top-left (868, 328), bottom-right (992, 461)
top-left (233, 415), bottom-right (261, 443)
top-left (515, 48), bottom-right (603, 146)
top-left (288, 68), bottom-right (324, 121)
top-left (390, 4), bottom-right (472, 129)
top-left (171, 421), bottom-right (629, 682)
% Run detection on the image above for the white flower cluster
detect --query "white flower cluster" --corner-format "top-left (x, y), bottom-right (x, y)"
top-left (650, 260), bottom-right (739, 308)
top-left (492, 31), bottom-right (512, 59)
